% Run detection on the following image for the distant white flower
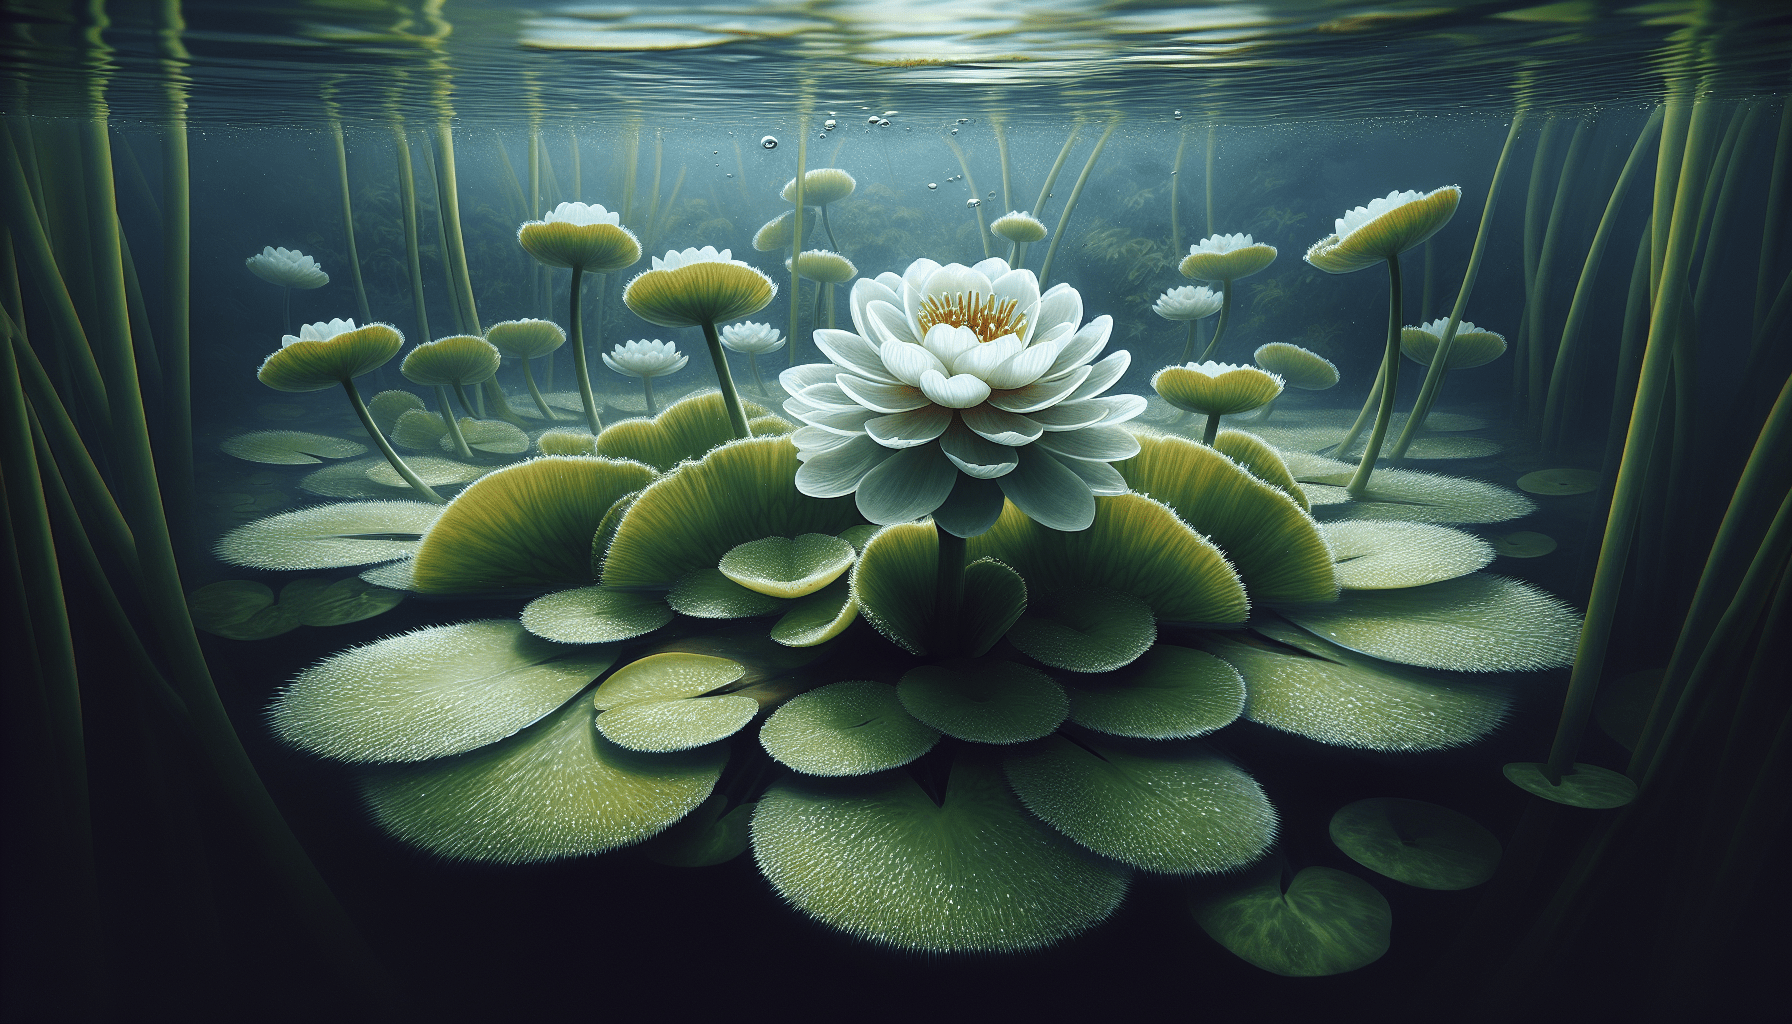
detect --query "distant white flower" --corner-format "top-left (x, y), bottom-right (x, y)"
top-left (1188, 232), bottom-right (1257, 255)
top-left (990, 211), bottom-right (1048, 244)
top-left (1179, 233), bottom-right (1277, 282)
top-left (543, 201), bottom-right (622, 227)
top-left (1152, 285), bottom-right (1223, 321)
top-left (246, 246), bottom-right (328, 289)
top-left (720, 321), bottom-right (786, 356)
top-left (603, 339), bottom-right (688, 379)
top-left (1306, 186), bottom-right (1461, 274)
top-left (653, 246), bottom-right (733, 272)
top-left (281, 318), bottom-right (357, 348)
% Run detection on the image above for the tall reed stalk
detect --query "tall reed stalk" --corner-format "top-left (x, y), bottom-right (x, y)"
top-left (1039, 117), bottom-right (1117, 289)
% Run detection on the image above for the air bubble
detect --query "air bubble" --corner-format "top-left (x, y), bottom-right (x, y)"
top-left (761, 135), bottom-right (778, 149)
top-left (1173, 111), bottom-right (1183, 119)
top-left (824, 119), bottom-right (837, 130)
top-left (928, 182), bottom-right (938, 190)
top-left (967, 198), bottom-right (980, 208)
top-left (868, 115), bottom-right (879, 124)
top-left (957, 118), bottom-right (969, 124)
top-left (950, 128), bottom-right (958, 135)
top-left (884, 110), bottom-right (898, 116)
top-left (878, 118), bottom-right (891, 127)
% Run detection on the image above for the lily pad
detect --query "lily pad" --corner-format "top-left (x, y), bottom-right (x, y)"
top-left (593, 652), bottom-right (746, 709)
top-left (364, 456), bottom-right (485, 490)
top-left (897, 659), bottom-right (1067, 744)
top-left (438, 418), bottom-right (531, 455)
top-left (852, 523), bottom-right (1027, 656)
top-left (368, 389), bottom-right (426, 433)
top-left (750, 754), bottom-right (1130, 952)
top-left (1492, 530), bottom-right (1557, 558)
top-left (521, 586), bottom-right (674, 644)
top-left (637, 793), bottom-right (755, 867)
top-left (270, 619), bottom-right (618, 762)
top-left (759, 680), bottom-right (941, 776)
top-left (1062, 645), bottom-right (1246, 739)
top-left (595, 390), bottom-right (772, 472)
top-left (1213, 429), bottom-right (1309, 511)
top-left (1395, 436), bottom-right (1503, 460)
top-left (359, 559), bottom-right (415, 590)
top-left (1004, 735), bottom-right (1277, 874)
top-left (1316, 468), bottom-right (1535, 526)
top-left (276, 576), bottom-right (406, 626)
top-left (1193, 865), bottom-right (1392, 977)
top-left (187, 580), bottom-right (276, 634)
top-left (361, 695), bottom-right (725, 863)
top-left (770, 576), bottom-right (859, 647)
top-left (667, 565), bottom-right (790, 619)
top-left (1517, 468), bottom-right (1600, 496)
top-left (596, 694), bottom-right (759, 752)
top-left (1329, 797), bottom-right (1501, 889)
top-left (214, 501), bottom-right (443, 570)
top-left (221, 430), bottom-right (368, 465)
top-left (719, 533), bottom-right (857, 598)
top-left (391, 408), bottom-right (450, 450)
top-left (299, 458), bottom-right (398, 499)
top-left (1281, 573), bottom-right (1580, 672)
top-left (1007, 588), bottom-right (1156, 673)
top-left (1503, 762), bottom-right (1637, 808)
top-left (1321, 521), bottom-right (1495, 590)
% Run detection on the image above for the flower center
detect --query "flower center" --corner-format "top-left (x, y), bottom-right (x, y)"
top-left (917, 292), bottom-right (1028, 343)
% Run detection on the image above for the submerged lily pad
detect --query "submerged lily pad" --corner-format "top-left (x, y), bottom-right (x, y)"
top-left (595, 390), bottom-right (772, 472)
top-left (1394, 436), bottom-right (1503, 460)
top-left (299, 458), bottom-right (398, 499)
top-left (214, 501), bottom-right (443, 570)
top-left (1329, 797), bottom-right (1501, 889)
top-left (521, 586), bottom-right (674, 644)
top-left (1007, 588), bottom-right (1156, 673)
top-left (221, 430), bottom-right (368, 465)
top-left (637, 793), bottom-right (755, 867)
top-left (438, 417), bottom-right (531, 455)
top-left (759, 680), bottom-right (941, 776)
top-left (391, 408), bottom-right (450, 450)
top-left (1503, 761), bottom-right (1637, 808)
top-left (1491, 530), bottom-right (1558, 558)
top-left (1517, 467), bottom-right (1600, 496)
top-left (1317, 468), bottom-right (1535, 526)
top-left (719, 533), bottom-right (856, 598)
top-left (593, 652), bottom-right (746, 709)
top-left (187, 580), bottom-right (277, 634)
top-left (368, 389), bottom-right (426, 433)
top-left (1061, 645), bottom-right (1246, 739)
top-left (365, 456), bottom-right (485, 490)
top-left (276, 576), bottom-right (405, 626)
top-left (897, 659), bottom-right (1068, 744)
top-left (750, 754), bottom-right (1130, 953)
top-left (1321, 521), bottom-right (1495, 590)
top-left (1193, 865), bottom-right (1391, 976)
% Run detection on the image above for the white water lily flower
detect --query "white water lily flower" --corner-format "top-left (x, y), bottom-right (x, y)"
top-left (246, 246), bottom-right (328, 289)
top-left (1305, 186), bottom-right (1461, 274)
top-left (782, 255), bottom-right (1145, 536)
top-left (1179, 232), bottom-right (1277, 282)
top-left (624, 246), bottom-right (778, 328)
top-left (603, 339), bottom-right (688, 379)
top-left (720, 321), bottom-right (786, 356)
top-left (281, 318), bottom-right (358, 347)
top-left (1152, 285), bottom-right (1224, 321)
top-left (544, 201), bottom-right (621, 227)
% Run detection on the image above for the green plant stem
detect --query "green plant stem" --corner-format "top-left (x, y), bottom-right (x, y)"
top-left (1343, 254), bottom-right (1403, 499)
top-left (567, 263), bottom-right (603, 435)
top-left (825, 281), bottom-right (837, 330)
top-left (1693, 102), bottom-right (1764, 321)
top-left (1514, 118), bottom-right (1558, 409)
top-left (994, 117), bottom-right (1012, 211)
top-left (1196, 282), bottom-right (1231, 362)
top-left (1201, 413), bottom-right (1222, 446)
top-left (1332, 360), bottom-right (1384, 458)
top-left (1170, 124), bottom-right (1188, 256)
top-left (1543, 87), bottom-right (1713, 782)
top-left (1525, 119), bottom-right (1591, 426)
top-left (702, 320), bottom-right (751, 440)
top-left (1421, 239), bottom-right (1434, 315)
top-left (1541, 107), bottom-right (1663, 452)
top-left (1033, 123), bottom-right (1080, 219)
top-left (641, 373), bottom-right (657, 416)
top-left (1178, 319), bottom-right (1199, 363)
top-left (788, 118), bottom-right (808, 366)
top-left (345, 379), bottom-right (445, 501)
top-left (1389, 109), bottom-right (1529, 461)
top-left (520, 357), bottom-right (557, 420)
top-left (330, 117), bottom-right (371, 324)
top-left (1039, 118), bottom-right (1116, 289)
top-left (1204, 124), bottom-right (1216, 235)
top-left (934, 524), bottom-right (967, 653)
top-left (1753, 96), bottom-right (1791, 339)
top-left (432, 120), bottom-right (480, 333)
top-left (281, 286), bottom-right (291, 337)
top-left (449, 382), bottom-right (474, 417)
top-left (155, 33), bottom-right (192, 561)
top-left (944, 136), bottom-right (989, 258)
top-left (391, 123), bottom-right (429, 342)
top-left (821, 204), bottom-right (839, 252)
top-left (747, 352), bottom-right (767, 394)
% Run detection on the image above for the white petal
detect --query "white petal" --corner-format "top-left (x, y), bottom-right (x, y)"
top-left (971, 257), bottom-right (1012, 280)
top-left (1045, 315), bottom-right (1112, 378)
top-left (960, 405), bottom-right (1044, 446)
top-left (795, 435), bottom-right (893, 498)
top-left (792, 425), bottom-right (861, 454)
top-left (922, 322), bottom-right (980, 367)
top-left (865, 405), bottom-right (954, 449)
top-left (1067, 350), bottom-right (1130, 402)
top-left (949, 332), bottom-right (1023, 377)
top-left (855, 444), bottom-right (959, 525)
top-left (987, 364), bottom-right (1092, 413)
top-left (1059, 453), bottom-right (1130, 496)
top-left (881, 341), bottom-right (947, 387)
top-left (921, 263), bottom-right (993, 308)
top-left (931, 475), bottom-right (1007, 538)
top-left (984, 342), bottom-right (1058, 390)
top-left (780, 363), bottom-right (840, 394)
top-left (797, 404), bottom-right (880, 435)
top-left (1028, 283), bottom-right (1083, 340)
top-left (849, 277), bottom-right (904, 341)
top-left (798, 382), bottom-right (858, 409)
top-left (862, 299), bottom-right (919, 349)
top-left (998, 447), bottom-right (1097, 532)
top-left (813, 329), bottom-right (900, 384)
top-left (875, 271), bottom-right (905, 292)
top-left (837, 374), bottom-right (929, 414)
top-left (1027, 401), bottom-right (1110, 432)
top-left (901, 258), bottom-right (943, 326)
top-left (1034, 425), bottom-right (1140, 462)
top-left (991, 268), bottom-right (1041, 328)
top-left (919, 369), bottom-right (992, 409)
top-left (939, 419), bottom-right (1020, 479)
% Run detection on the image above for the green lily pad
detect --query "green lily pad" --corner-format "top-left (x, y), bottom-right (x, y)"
top-left (1213, 429), bottom-right (1309, 511)
top-left (391, 408), bottom-right (450, 449)
top-left (298, 458), bottom-right (396, 499)
top-left (750, 754), bottom-right (1130, 952)
top-left (187, 580), bottom-right (276, 634)
top-left (1062, 645), bottom-right (1246, 739)
top-left (1330, 797), bottom-right (1501, 889)
top-left (221, 430), bottom-right (368, 465)
top-left (719, 533), bottom-right (857, 598)
top-left (1503, 761), bottom-right (1637, 808)
top-left (593, 652), bottom-right (746, 709)
top-left (360, 695), bottom-right (725, 863)
top-left (536, 429), bottom-right (599, 456)
top-left (1517, 467), bottom-right (1600, 496)
top-left (1395, 436), bottom-right (1503, 460)
top-left (358, 559), bottom-right (415, 590)
top-left (520, 586), bottom-right (674, 644)
top-left (368, 389), bottom-right (426, 434)
top-left (1193, 865), bottom-right (1392, 977)
top-left (1007, 588), bottom-right (1156, 673)
top-left (770, 576), bottom-right (859, 647)
top-left (838, 524), bottom-right (879, 553)
top-left (596, 694), bottom-right (759, 752)
top-left (758, 680), bottom-right (941, 776)
top-left (1316, 468), bottom-right (1535, 526)
top-left (851, 523), bottom-right (1028, 656)
top-left (668, 565), bottom-right (790, 619)
top-left (1202, 619), bottom-right (1511, 752)
top-left (364, 455), bottom-right (485, 490)
top-left (637, 793), bottom-right (755, 867)
top-left (271, 619), bottom-right (618, 762)
top-left (1492, 530), bottom-right (1557, 558)
top-left (410, 456), bottom-right (657, 593)
top-left (1321, 521), bottom-right (1495, 590)
top-left (214, 501), bottom-right (443, 570)
top-left (1005, 735), bottom-right (1276, 874)
top-left (1281, 573), bottom-right (1581, 672)
top-left (273, 576), bottom-right (405, 626)
top-left (438, 417), bottom-right (530, 455)
top-left (595, 390), bottom-right (772, 472)
top-left (897, 659), bottom-right (1067, 744)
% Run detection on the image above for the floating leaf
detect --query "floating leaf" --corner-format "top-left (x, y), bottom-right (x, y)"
top-left (391, 408), bottom-right (450, 449)
top-left (1062, 645), bottom-right (1245, 739)
top-left (1193, 865), bottom-right (1391, 977)
top-left (537, 429), bottom-right (598, 456)
top-left (1321, 521), bottom-right (1494, 590)
top-left (521, 586), bottom-right (674, 643)
top-left (439, 417), bottom-right (530, 455)
top-left (750, 754), bottom-right (1130, 952)
top-left (215, 501), bottom-right (443, 570)
top-left (719, 533), bottom-right (857, 598)
top-left (276, 576), bottom-right (405, 626)
top-left (359, 559), bottom-right (415, 590)
top-left (770, 576), bottom-right (859, 647)
top-left (851, 524), bottom-right (1027, 656)
top-left (1007, 588), bottom-right (1155, 673)
top-left (271, 620), bottom-right (617, 762)
top-left (638, 793), bottom-right (755, 867)
top-left (897, 659), bottom-right (1067, 744)
top-left (221, 430), bottom-right (368, 465)
top-left (1503, 762), bottom-right (1637, 808)
top-left (1492, 530), bottom-right (1558, 558)
top-left (1396, 436), bottom-right (1503, 460)
top-left (364, 455), bottom-right (485, 489)
top-left (1281, 573), bottom-right (1581, 672)
top-left (596, 695), bottom-right (759, 752)
top-left (368, 389), bottom-right (426, 434)
top-left (1317, 468), bottom-right (1535, 526)
top-left (1517, 467), bottom-right (1600, 496)
top-left (187, 580), bottom-right (276, 634)
top-left (593, 652), bottom-right (746, 709)
top-left (1005, 735), bottom-right (1277, 874)
top-left (299, 458), bottom-right (396, 499)
top-left (1213, 429), bottom-right (1309, 510)
top-left (667, 565), bottom-right (790, 619)
top-left (758, 680), bottom-right (940, 776)
top-left (1329, 798), bottom-right (1501, 890)
top-left (595, 390), bottom-right (772, 472)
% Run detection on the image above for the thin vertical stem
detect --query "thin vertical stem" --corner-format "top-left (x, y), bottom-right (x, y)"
top-left (642, 373), bottom-right (657, 417)
top-left (568, 264), bottom-right (602, 435)
top-left (1170, 125), bottom-right (1188, 256)
top-left (1753, 96), bottom-right (1791, 339)
top-left (1526, 119), bottom-right (1592, 426)
top-left (343, 379), bottom-right (444, 503)
top-left (391, 123), bottom-right (429, 342)
top-left (330, 117), bottom-right (371, 324)
top-left (1204, 125), bottom-right (1216, 235)
top-left (432, 120), bottom-right (480, 333)
top-left (788, 118), bottom-right (808, 366)
top-left (994, 117), bottom-right (1012, 212)
top-left (520, 358), bottom-right (557, 420)
top-left (1033, 123), bottom-right (1080, 219)
top-left (1201, 413), bottom-right (1221, 446)
top-left (1178, 319), bottom-right (1199, 363)
top-left (157, 0), bottom-right (193, 556)
top-left (1040, 118), bottom-right (1117, 289)
top-left (1344, 254), bottom-right (1403, 499)
top-left (1196, 283), bottom-right (1232, 362)
top-left (701, 321), bottom-right (750, 439)
top-left (944, 136), bottom-right (989, 258)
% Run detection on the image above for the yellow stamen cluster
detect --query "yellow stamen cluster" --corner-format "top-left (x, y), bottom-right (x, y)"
top-left (917, 292), bottom-right (1028, 343)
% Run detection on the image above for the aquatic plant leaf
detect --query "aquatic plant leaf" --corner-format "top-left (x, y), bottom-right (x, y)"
top-left (1395, 436), bottom-right (1503, 460)
top-left (1116, 432), bottom-right (1336, 606)
top-left (361, 696), bottom-right (724, 863)
top-left (637, 793), bottom-right (755, 867)
top-left (536, 429), bottom-right (598, 456)
top-left (719, 533), bottom-right (856, 598)
top-left (276, 576), bottom-right (405, 626)
top-left (1502, 762), bottom-right (1637, 808)
top-left (596, 694), bottom-right (759, 752)
top-left (1193, 865), bottom-right (1391, 976)
top-left (438, 417), bottom-right (530, 455)
top-left (1281, 573), bottom-right (1580, 672)
top-left (187, 580), bottom-right (276, 634)
top-left (1317, 468), bottom-right (1535, 526)
top-left (603, 436), bottom-right (864, 588)
top-left (1004, 736), bottom-right (1276, 874)
top-left (1492, 530), bottom-right (1557, 558)
top-left (750, 754), bottom-right (1130, 953)
top-left (410, 456), bottom-right (656, 592)
top-left (897, 659), bottom-right (1067, 744)
top-left (1203, 619), bottom-right (1511, 752)
top-left (1007, 588), bottom-right (1155, 673)
top-left (221, 430), bottom-right (368, 465)
top-left (299, 457), bottom-right (397, 498)
top-left (1062, 645), bottom-right (1245, 739)
top-left (668, 565), bottom-right (790, 618)
top-left (1321, 521), bottom-right (1494, 590)
top-left (770, 576), bottom-right (858, 647)
top-left (1517, 468), bottom-right (1600, 495)
top-left (1213, 429), bottom-right (1308, 510)
top-left (367, 389), bottom-right (426, 434)
top-left (258, 323), bottom-right (403, 392)
top-left (364, 455), bottom-right (485, 489)
top-left (969, 494), bottom-right (1248, 625)
top-left (759, 680), bottom-right (940, 776)
top-left (521, 586), bottom-right (673, 643)
top-left (358, 559), bottom-right (415, 590)
top-left (271, 620), bottom-right (617, 762)
top-left (593, 652), bottom-right (746, 709)
top-left (594, 390), bottom-right (772, 472)
top-left (391, 408), bottom-right (449, 449)
top-left (1329, 798), bottom-right (1500, 890)
top-left (215, 501), bottom-right (442, 570)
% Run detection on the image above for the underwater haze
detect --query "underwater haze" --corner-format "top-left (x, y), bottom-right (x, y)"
top-left (2, 1), bottom-right (1788, 1022)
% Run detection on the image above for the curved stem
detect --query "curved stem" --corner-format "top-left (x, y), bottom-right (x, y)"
top-left (825, 281), bottom-right (837, 330)
top-left (1344, 254), bottom-right (1403, 499)
top-left (822, 204), bottom-right (840, 252)
top-left (1332, 360), bottom-right (1384, 457)
top-left (1201, 413), bottom-right (1221, 446)
top-left (1039, 118), bottom-right (1116, 289)
top-left (1178, 319), bottom-right (1199, 363)
top-left (568, 263), bottom-right (603, 435)
top-left (520, 357), bottom-right (557, 420)
top-left (702, 321), bottom-right (751, 439)
top-left (343, 378), bottom-right (443, 502)
top-left (641, 373), bottom-right (657, 417)
top-left (452, 382), bottom-right (475, 417)
top-left (330, 117), bottom-right (370, 324)
top-left (434, 384), bottom-right (473, 459)
top-left (1009, 240), bottom-right (1021, 266)
top-left (1170, 124), bottom-right (1188, 256)
top-left (1033, 124), bottom-right (1080, 218)
top-left (1196, 283), bottom-right (1232, 362)
top-left (390, 122), bottom-right (429, 341)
